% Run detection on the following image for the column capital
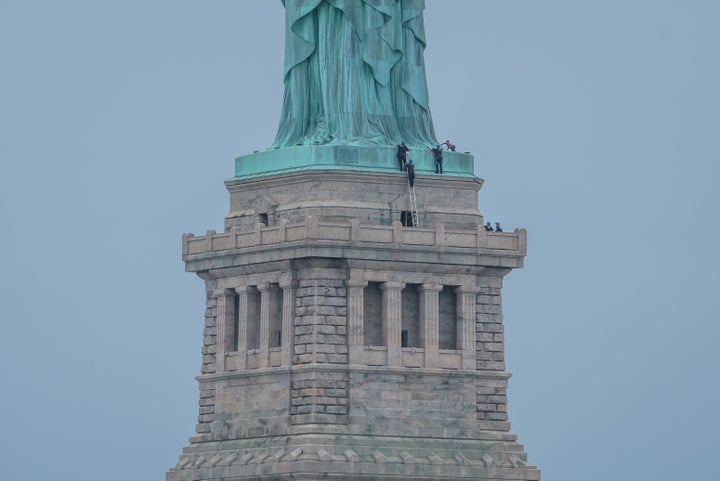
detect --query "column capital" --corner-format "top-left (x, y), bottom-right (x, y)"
top-left (420, 283), bottom-right (443, 293)
top-left (279, 280), bottom-right (295, 290)
top-left (234, 286), bottom-right (249, 295)
top-left (382, 281), bottom-right (406, 291)
top-left (213, 288), bottom-right (236, 298)
top-left (455, 285), bottom-right (481, 295)
top-left (346, 279), bottom-right (369, 289)
top-left (256, 282), bottom-right (271, 293)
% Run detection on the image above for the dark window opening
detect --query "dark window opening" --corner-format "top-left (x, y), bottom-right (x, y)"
top-left (247, 286), bottom-right (261, 350)
top-left (229, 293), bottom-right (239, 352)
top-left (439, 286), bottom-right (458, 350)
top-left (400, 211), bottom-right (414, 227)
top-left (363, 282), bottom-right (383, 346)
top-left (401, 284), bottom-right (421, 348)
top-left (268, 283), bottom-right (283, 348)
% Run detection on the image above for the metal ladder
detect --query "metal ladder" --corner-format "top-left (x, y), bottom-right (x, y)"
top-left (408, 182), bottom-right (419, 228)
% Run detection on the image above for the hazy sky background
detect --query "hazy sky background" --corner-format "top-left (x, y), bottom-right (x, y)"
top-left (1, 1), bottom-right (718, 480)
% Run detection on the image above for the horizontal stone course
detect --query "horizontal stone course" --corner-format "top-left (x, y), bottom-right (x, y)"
top-left (477, 295), bottom-right (501, 305)
top-left (316, 325), bottom-right (338, 335)
top-left (477, 323), bottom-right (504, 333)
top-left (476, 351), bottom-right (505, 361)
top-left (476, 313), bottom-right (502, 323)
top-left (484, 342), bottom-right (505, 352)
top-left (479, 305), bottom-right (503, 315)
top-left (294, 325), bottom-right (314, 335)
top-left (295, 354), bottom-right (317, 363)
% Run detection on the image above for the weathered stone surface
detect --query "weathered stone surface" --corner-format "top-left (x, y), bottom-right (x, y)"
top-left (168, 152), bottom-right (539, 480)
top-left (224, 170), bottom-right (483, 232)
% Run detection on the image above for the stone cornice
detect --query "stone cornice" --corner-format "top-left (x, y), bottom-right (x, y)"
top-left (196, 363), bottom-right (512, 383)
top-left (183, 217), bottom-right (526, 274)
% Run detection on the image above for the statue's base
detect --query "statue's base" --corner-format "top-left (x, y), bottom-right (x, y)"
top-left (234, 145), bottom-right (475, 180)
top-left (167, 433), bottom-right (540, 481)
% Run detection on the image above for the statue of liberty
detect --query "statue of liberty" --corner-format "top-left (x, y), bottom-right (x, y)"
top-left (273, 0), bottom-right (437, 148)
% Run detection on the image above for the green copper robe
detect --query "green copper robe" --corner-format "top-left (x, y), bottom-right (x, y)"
top-left (273, 0), bottom-right (437, 148)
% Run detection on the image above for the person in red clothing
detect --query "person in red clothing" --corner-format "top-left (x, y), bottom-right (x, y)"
top-left (441, 139), bottom-right (456, 151)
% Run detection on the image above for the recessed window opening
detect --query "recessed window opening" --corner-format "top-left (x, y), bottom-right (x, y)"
top-left (363, 282), bottom-right (383, 346)
top-left (401, 284), bottom-right (421, 348)
top-left (268, 283), bottom-right (283, 348)
top-left (228, 292), bottom-right (238, 352)
top-left (439, 286), bottom-right (458, 350)
top-left (400, 211), bottom-right (414, 227)
top-left (246, 286), bottom-right (261, 350)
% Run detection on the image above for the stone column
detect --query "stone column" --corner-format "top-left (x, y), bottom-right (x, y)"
top-left (257, 282), bottom-right (271, 368)
top-left (456, 286), bottom-right (479, 370)
top-left (382, 281), bottom-right (405, 367)
top-left (346, 279), bottom-right (368, 365)
top-left (214, 289), bottom-right (235, 372)
top-left (280, 280), bottom-right (295, 366)
top-left (420, 284), bottom-right (442, 369)
top-left (234, 286), bottom-right (249, 370)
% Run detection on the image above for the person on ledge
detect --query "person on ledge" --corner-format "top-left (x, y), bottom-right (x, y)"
top-left (273, 0), bottom-right (438, 148)
top-left (442, 139), bottom-right (456, 151)
top-left (397, 141), bottom-right (410, 171)
top-left (494, 222), bottom-right (503, 232)
top-left (404, 158), bottom-right (416, 187)
top-left (484, 222), bottom-right (494, 231)
top-left (429, 144), bottom-right (443, 174)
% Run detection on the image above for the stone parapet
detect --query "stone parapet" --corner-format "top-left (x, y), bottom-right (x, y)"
top-left (183, 217), bottom-right (526, 274)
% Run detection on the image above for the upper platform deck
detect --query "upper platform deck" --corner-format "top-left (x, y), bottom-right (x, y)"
top-left (233, 145), bottom-right (476, 181)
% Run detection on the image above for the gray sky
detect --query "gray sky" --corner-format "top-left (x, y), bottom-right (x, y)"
top-left (1, 1), bottom-right (718, 480)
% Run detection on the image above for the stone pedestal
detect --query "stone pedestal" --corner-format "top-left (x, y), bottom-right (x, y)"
top-left (167, 147), bottom-right (539, 480)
